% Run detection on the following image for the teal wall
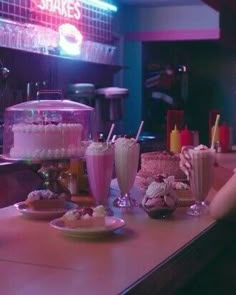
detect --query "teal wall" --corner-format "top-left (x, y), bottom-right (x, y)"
top-left (115, 4), bottom-right (222, 137)
top-left (122, 41), bottom-right (142, 135)
top-left (123, 4), bottom-right (219, 32)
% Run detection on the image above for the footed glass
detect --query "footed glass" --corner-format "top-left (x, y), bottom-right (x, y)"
top-left (113, 137), bottom-right (140, 208)
top-left (86, 141), bottom-right (114, 214)
top-left (185, 147), bottom-right (215, 216)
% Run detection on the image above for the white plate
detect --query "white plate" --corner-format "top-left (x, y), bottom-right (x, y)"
top-left (50, 216), bottom-right (126, 238)
top-left (14, 201), bottom-right (78, 220)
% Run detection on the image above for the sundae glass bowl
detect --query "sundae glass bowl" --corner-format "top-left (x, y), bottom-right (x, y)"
top-left (141, 176), bottom-right (178, 219)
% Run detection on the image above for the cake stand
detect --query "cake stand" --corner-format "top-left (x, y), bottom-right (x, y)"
top-left (37, 159), bottom-right (71, 199)
top-left (1, 155), bottom-right (71, 200)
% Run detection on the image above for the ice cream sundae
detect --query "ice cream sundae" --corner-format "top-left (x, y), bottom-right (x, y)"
top-left (141, 175), bottom-right (178, 218)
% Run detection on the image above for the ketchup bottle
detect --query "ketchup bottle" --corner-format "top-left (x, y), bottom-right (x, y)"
top-left (180, 125), bottom-right (193, 148)
top-left (219, 123), bottom-right (230, 153)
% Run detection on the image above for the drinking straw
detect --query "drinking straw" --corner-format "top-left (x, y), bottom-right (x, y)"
top-left (106, 123), bottom-right (115, 143)
top-left (211, 114), bottom-right (220, 149)
top-left (135, 121), bottom-right (144, 141)
top-left (111, 134), bottom-right (117, 143)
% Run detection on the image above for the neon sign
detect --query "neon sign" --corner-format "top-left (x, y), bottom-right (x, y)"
top-left (59, 23), bottom-right (83, 55)
top-left (32, 0), bottom-right (118, 56)
top-left (35, 0), bottom-right (117, 16)
top-left (36, 0), bottom-right (81, 20)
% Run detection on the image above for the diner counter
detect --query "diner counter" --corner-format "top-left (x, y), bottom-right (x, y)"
top-left (0, 153), bottom-right (236, 294)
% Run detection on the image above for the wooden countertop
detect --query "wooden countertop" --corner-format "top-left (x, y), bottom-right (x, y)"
top-left (0, 204), bottom-right (219, 295)
top-left (0, 153), bottom-right (236, 295)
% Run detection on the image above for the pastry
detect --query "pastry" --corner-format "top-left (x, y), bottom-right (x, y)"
top-left (138, 151), bottom-right (185, 180)
top-left (62, 205), bottom-right (106, 228)
top-left (25, 189), bottom-right (66, 210)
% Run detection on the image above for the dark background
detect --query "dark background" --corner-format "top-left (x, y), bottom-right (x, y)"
top-left (142, 40), bottom-right (234, 145)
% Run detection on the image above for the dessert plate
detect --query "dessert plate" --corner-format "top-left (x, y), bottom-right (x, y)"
top-left (14, 201), bottom-right (78, 220)
top-left (50, 216), bottom-right (126, 238)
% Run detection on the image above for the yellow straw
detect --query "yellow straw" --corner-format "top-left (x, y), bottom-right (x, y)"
top-left (211, 114), bottom-right (220, 149)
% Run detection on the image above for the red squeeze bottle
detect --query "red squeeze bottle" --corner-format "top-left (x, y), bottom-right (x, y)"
top-left (180, 126), bottom-right (193, 147)
top-left (219, 123), bottom-right (230, 152)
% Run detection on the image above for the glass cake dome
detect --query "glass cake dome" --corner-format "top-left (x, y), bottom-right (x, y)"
top-left (2, 99), bottom-right (95, 160)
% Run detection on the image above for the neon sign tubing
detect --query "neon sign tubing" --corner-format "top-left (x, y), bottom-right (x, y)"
top-left (82, 0), bottom-right (118, 12)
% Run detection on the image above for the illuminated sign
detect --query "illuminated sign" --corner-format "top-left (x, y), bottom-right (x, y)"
top-left (35, 0), bottom-right (117, 17)
top-left (31, 0), bottom-right (117, 56)
top-left (35, 0), bottom-right (81, 20)
top-left (59, 23), bottom-right (83, 55)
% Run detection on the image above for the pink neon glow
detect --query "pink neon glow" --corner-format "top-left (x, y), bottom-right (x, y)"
top-left (59, 23), bottom-right (83, 55)
top-left (35, 0), bottom-right (81, 20)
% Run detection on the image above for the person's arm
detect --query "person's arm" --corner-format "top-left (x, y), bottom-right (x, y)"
top-left (209, 169), bottom-right (236, 221)
top-left (212, 165), bottom-right (234, 191)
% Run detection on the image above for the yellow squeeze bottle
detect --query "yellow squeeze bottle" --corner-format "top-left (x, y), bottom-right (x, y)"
top-left (170, 125), bottom-right (181, 153)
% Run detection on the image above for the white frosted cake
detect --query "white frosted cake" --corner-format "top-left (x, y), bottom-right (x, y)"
top-left (3, 99), bottom-right (94, 160)
top-left (10, 123), bottom-right (83, 159)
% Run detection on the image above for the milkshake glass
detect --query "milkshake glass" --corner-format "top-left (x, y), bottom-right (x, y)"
top-left (85, 141), bottom-right (114, 210)
top-left (113, 137), bottom-right (140, 208)
top-left (182, 146), bottom-right (215, 216)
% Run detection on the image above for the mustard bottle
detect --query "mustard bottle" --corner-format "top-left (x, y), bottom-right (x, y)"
top-left (170, 125), bottom-right (181, 153)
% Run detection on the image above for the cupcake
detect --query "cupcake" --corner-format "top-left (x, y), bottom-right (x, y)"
top-left (141, 176), bottom-right (178, 218)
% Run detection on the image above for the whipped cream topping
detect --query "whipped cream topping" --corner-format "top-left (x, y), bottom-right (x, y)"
top-left (136, 174), bottom-right (189, 191)
top-left (63, 209), bottom-right (78, 221)
top-left (63, 205), bottom-right (106, 221)
top-left (27, 189), bottom-right (60, 201)
top-left (141, 177), bottom-right (177, 209)
top-left (86, 142), bottom-right (113, 155)
top-left (172, 181), bottom-right (189, 190)
top-left (115, 137), bottom-right (137, 148)
top-left (93, 205), bottom-right (106, 216)
top-left (194, 144), bottom-right (209, 151)
top-left (145, 177), bottom-right (173, 199)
